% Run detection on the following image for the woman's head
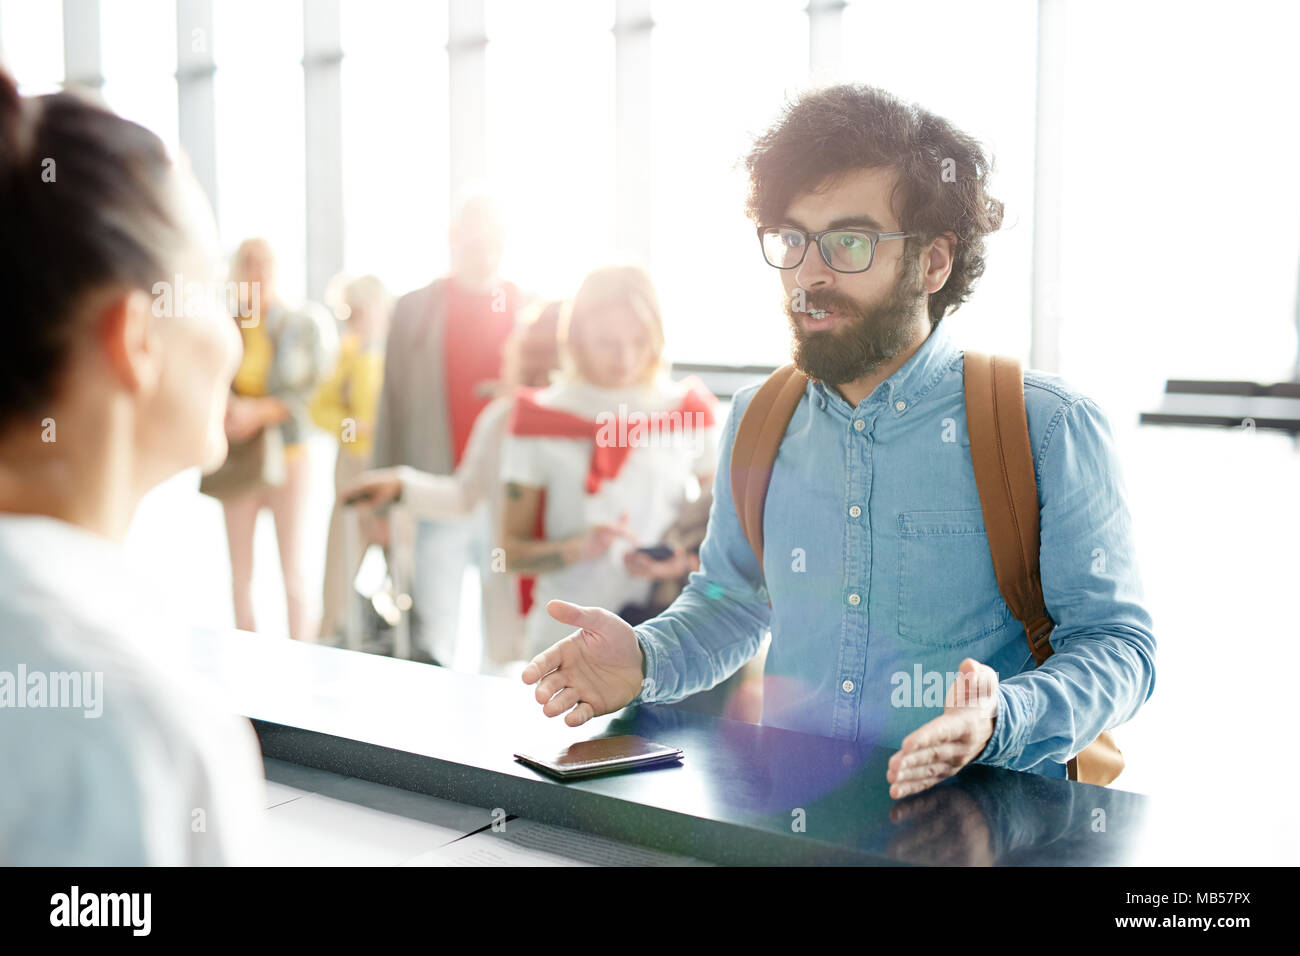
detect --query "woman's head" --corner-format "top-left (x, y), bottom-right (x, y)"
top-left (0, 68), bottom-right (241, 502)
top-left (557, 265), bottom-right (667, 389)
top-left (231, 237), bottom-right (278, 312)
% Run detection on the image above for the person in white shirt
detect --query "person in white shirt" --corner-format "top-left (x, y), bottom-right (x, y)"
top-left (496, 265), bottom-right (720, 658)
top-left (0, 69), bottom-right (266, 864)
top-left (339, 301), bottom-right (563, 672)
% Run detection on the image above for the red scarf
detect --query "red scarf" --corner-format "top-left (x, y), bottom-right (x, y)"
top-left (507, 379), bottom-right (717, 616)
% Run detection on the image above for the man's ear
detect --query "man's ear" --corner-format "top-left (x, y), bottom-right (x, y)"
top-left (922, 231), bottom-right (959, 294)
top-left (98, 287), bottom-right (163, 396)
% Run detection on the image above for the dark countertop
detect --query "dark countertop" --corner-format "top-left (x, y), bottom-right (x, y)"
top-left (186, 628), bottom-right (1211, 866)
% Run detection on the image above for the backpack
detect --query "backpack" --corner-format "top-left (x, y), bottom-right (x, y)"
top-left (729, 351), bottom-right (1124, 786)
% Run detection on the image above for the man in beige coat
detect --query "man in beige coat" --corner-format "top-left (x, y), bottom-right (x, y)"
top-left (370, 194), bottom-right (532, 665)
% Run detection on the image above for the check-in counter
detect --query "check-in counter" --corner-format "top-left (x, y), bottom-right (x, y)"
top-left (188, 628), bottom-right (1199, 866)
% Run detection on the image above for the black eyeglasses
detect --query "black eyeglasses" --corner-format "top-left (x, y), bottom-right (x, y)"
top-left (757, 225), bottom-right (914, 274)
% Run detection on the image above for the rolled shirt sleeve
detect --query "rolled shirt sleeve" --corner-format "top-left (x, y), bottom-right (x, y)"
top-left (975, 396), bottom-right (1156, 771)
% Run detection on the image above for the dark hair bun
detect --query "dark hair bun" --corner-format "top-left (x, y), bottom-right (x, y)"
top-left (0, 66), bottom-right (187, 431)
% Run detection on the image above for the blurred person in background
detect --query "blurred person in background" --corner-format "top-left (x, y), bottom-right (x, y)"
top-left (217, 237), bottom-right (336, 643)
top-left (340, 300), bottom-right (562, 673)
top-left (0, 68), bottom-right (265, 863)
top-left (311, 274), bottom-right (390, 644)
top-left (370, 189), bottom-right (533, 666)
top-left (618, 487), bottom-right (710, 625)
top-left (617, 481), bottom-right (766, 723)
top-left (497, 265), bottom-right (720, 659)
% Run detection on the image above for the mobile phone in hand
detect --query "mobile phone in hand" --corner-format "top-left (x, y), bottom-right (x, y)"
top-left (635, 544), bottom-right (674, 561)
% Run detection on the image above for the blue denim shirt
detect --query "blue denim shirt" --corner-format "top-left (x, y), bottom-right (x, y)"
top-left (634, 321), bottom-right (1156, 778)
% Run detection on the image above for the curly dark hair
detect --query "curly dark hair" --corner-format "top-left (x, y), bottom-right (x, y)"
top-left (744, 84), bottom-right (1004, 327)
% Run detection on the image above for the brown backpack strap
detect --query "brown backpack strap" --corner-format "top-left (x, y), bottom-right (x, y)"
top-left (730, 364), bottom-right (809, 583)
top-left (965, 351), bottom-right (1085, 781)
top-left (963, 351), bottom-right (1054, 664)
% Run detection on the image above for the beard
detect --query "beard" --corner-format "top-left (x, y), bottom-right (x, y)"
top-left (784, 254), bottom-right (928, 385)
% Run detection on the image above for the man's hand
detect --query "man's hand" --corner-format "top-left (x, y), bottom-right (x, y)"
top-left (886, 658), bottom-right (999, 799)
top-left (623, 545), bottom-right (691, 581)
top-left (225, 395), bottom-right (289, 443)
top-left (520, 600), bottom-right (645, 726)
top-left (224, 395), bottom-right (264, 443)
top-left (339, 466), bottom-right (406, 509)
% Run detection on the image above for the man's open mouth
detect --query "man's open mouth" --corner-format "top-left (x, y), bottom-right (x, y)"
top-left (802, 307), bottom-right (836, 331)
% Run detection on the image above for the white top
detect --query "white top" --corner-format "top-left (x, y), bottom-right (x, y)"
top-left (398, 395), bottom-right (509, 519)
top-left (499, 377), bottom-right (719, 655)
top-left (396, 396), bottom-right (528, 665)
top-left (0, 514), bottom-right (267, 864)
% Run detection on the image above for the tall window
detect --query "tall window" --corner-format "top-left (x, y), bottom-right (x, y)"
top-left (212, 0), bottom-right (307, 302)
top-left (1058, 0), bottom-right (1300, 415)
top-left (101, 0), bottom-right (178, 152)
top-left (485, 0), bottom-right (617, 300)
top-left (0, 0), bottom-right (64, 93)
top-left (840, 0), bottom-right (1039, 364)
top-left (650, 0), bottom-right (809, 367)
top-left (341, 0), bottom-right (450, 297)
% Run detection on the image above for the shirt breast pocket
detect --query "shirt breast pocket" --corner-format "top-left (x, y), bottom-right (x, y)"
top-left (897, 508), bottom-right (1015, 647)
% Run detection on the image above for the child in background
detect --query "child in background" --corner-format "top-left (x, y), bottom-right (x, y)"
top-left (312, 274), bottom-right (391, 645)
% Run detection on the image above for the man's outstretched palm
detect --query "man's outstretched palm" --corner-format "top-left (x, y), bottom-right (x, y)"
top-left (520, 600), bottom-right (645, 726)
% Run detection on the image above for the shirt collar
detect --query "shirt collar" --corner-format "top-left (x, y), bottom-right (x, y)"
top-left (808, 319), bottom-right (959, 419)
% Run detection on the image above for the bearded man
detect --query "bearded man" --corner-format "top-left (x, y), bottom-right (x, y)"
top-left (521, 84), bottom-right (1155, 797)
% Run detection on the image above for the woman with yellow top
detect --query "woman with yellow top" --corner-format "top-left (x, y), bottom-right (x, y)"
top-left (311, 274), bottom-right (390, 644)
top-left (222, 238), bottom-right (336, 642)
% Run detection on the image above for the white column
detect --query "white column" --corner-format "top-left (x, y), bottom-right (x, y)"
top-left (807, 0), bottom-right (846, 84)
top-left (62, 0), bottom-right (103, 94)
top-left (614, 0), bottom-right (652, 265)
top-left (303, 0), bottom-right (344, 300)
top-left (1030, 0), bottom-right (1066, 373)
top-left (176, 0), bottom-right (219, 221)
top-left (448, 0), bottom-right (488, 205)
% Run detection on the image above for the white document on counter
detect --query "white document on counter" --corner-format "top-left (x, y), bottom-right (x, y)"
top-left (402, 818), bottom-right (713, 867)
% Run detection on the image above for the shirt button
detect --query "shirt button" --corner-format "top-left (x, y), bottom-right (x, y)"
top-left (842, 679), bottom-right (855, 694)
top-left (895, 399), bottom-right (907, 411)
top-left (849, 505), bottom-right (862, 518)
top-left (848, 592), bottom-right (861, 606)
top-left (853, 419), bottom-right (866, 432)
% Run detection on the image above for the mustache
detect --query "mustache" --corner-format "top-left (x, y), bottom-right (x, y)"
top-left (786, 290), bottom-right (863, 321)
